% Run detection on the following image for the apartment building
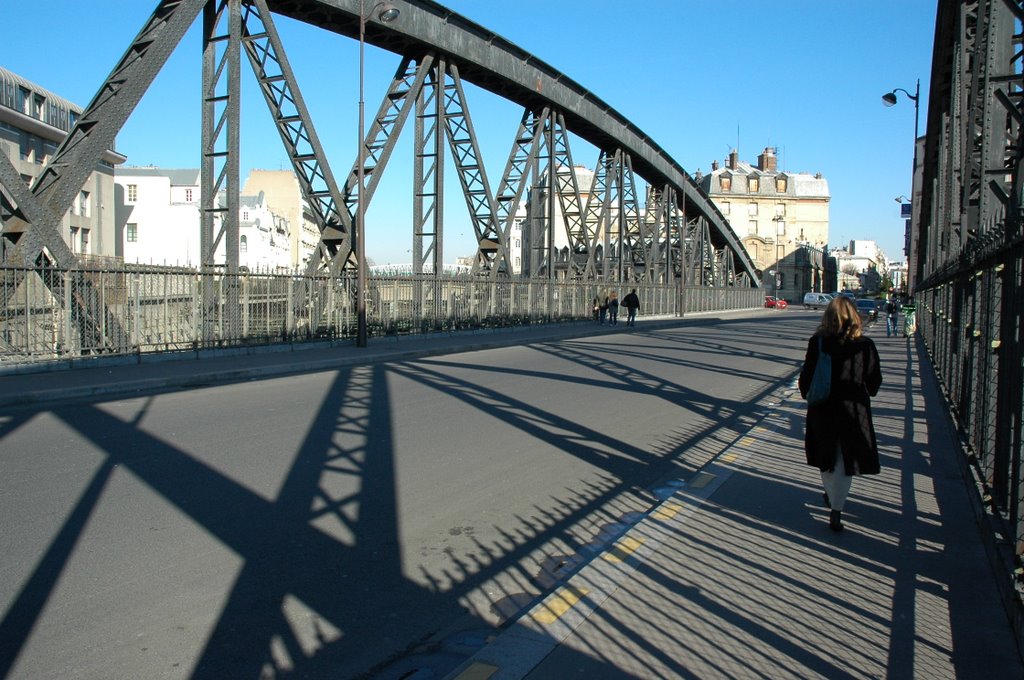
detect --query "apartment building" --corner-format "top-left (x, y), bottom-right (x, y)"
top-left (697, 146), bottom-right (831, 299)
top-left (0, 66), bottom-right (125, 260)
top-left (115, 166), bottom-right (292, 270)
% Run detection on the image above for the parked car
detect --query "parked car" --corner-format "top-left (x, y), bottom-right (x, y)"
top-left (855, 298), bottom-right (879, 321)
top-left (765, 296), bottom-right (788, 309)
top-left (802, 292), bottom-right (832, 310)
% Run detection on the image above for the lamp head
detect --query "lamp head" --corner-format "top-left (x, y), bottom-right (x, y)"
top-left (378, 3), bottom-right (400, 22)
top-left (881, 92), bottom-right (898, 107)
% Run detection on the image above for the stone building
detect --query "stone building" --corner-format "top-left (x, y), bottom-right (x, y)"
top-left (696, 147), bottom-right (831, 301)
top-left (114, 167), bottom-right (291, 270)
top-left (241, 170), bottom-right (319, 268)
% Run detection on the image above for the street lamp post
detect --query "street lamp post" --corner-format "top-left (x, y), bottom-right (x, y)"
top-left (772, 214), bottom-right (785, 299)
top-left (882, 82), bottom-right (920, 216)
top-left (356, 1), bottom-right (400, 347)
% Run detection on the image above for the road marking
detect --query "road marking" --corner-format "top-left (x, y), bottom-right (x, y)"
top-left (603, 536), bottom-right (646, 563)
top-left (689, 472), bottom-right (716, 489)
top-left (452, 662), bottom-right (499, 680)
top-left (531, 585), bottom-right (590, 625)
top-left (653, 502), bottom-right (684, 521)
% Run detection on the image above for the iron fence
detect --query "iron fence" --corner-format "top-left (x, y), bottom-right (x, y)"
top-left (0, 264), bottom-right (761, 364)
top-left (915, 240), bottom-right (1024, 576)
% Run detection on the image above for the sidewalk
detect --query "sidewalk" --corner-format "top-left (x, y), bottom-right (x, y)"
top-left (442, 332), bottom-right (1024, 679)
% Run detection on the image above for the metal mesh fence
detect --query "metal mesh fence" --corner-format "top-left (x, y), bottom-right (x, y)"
top-left (1, 264), bottom-right (759, 365)
top-left (916, 244), bottom-right (1024, 582)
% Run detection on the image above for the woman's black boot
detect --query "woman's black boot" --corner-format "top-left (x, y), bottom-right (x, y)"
top-left (829, 509), bottom-right (843, 532)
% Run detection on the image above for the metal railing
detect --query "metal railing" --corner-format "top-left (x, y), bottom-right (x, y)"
top-left (0, 263), bottom-right (761, 364)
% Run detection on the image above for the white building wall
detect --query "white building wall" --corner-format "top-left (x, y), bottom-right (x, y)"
top-left (115, 171), bottom-right (201, 266)
top-left (238, 196), bottom-right (291, 271)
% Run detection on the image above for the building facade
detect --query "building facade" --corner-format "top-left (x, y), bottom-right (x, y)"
top-left (114, 167), bottom-right (202, 266)
top-left (241, 169), bottom-right (318, 268)
top-left (115, 167), bottom-right (292, 270)
top-left (0, 66), bottom-right (125, 261)
top-left (830, 240), bottom-right (883, 295)
top-left (697, 147), bottom-right (831, 301)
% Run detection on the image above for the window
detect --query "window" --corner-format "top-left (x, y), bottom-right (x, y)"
top-left (748, 202), bottom-right (758, 216)
top-left (720, 175), bottom-right (732, 191)
top-left (70, 226), bottom-right (79, 252)
top-left (185, 188), bottom-right (193, 202)
top-left (775, 220), bottom-right (786, 237)
top-left (33, 95), bottom-right (45, 120)
top-left (127, 184), bottom-right (138, 202)
top-left (80, 228), bottom-right (89, 254)
top-left (748, 220), bottom-right (757, 235)
top-left (776, 177), bottom-right (787, 192)
top-left (126, 223), bottom-right (138, 242)
top-left (240, 235), bottom-right (248, 252)
top-left (721, 202), bottom-right (731, 215)
top-left (749, 177), bottom-right (760, 192)
top-left (17, 87), bottom-right (30, 115)
top-left (79, 190), bottom-right (90, 218)
top-left (19, 133), bottom-right (33, 163)
top-left (775, 204), bottom-right (786, 217)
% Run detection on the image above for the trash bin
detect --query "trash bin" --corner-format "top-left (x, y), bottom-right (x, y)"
top-left (902, 304), bottom-right (916, 337)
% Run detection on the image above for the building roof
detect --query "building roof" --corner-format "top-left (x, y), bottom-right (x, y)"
top-left (0, 65), bottom-right (79, 118)
top-left (697, 156), bottom-right (830, 199)
top-left (115, 167), bottom-right (200, 186)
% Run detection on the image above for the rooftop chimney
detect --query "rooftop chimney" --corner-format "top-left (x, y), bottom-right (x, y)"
top-left (757, 147), bottom-right (777, 172)
top-left (711, 160), bottom-right (719, 171)
top-left (728, 149), bottom-right (739, 170)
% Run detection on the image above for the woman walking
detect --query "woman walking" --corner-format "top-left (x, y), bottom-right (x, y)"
top-left (798, 296), bottom-right (882, 531)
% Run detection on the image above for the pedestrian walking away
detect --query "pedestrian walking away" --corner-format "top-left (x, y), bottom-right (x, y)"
top-left (884, 295), bottom-right (900, 337)
top-left (597, 290), bottom-right (609, 325)
top-left (608, 290), bottom-right (619, 325)
top-left (798, 296), bottom-right (883, 532)
top-left (622, 288), bottom-right (640, 326)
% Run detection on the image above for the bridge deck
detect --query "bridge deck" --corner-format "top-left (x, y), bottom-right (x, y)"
top-left (448, 330), bottom-right (1024, 679)
top-left (1, 311), bottom-right (1020, 679)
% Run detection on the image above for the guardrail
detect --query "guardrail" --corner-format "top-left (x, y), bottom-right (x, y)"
top-left (0, 263), bottom-right (762, 364)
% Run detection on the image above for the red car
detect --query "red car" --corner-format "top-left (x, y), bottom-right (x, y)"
top-left (765, 296), bottom-right (788, 309)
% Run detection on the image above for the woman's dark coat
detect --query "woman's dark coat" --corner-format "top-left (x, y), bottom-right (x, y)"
top-left (798, 334), bottom-right (882, 475)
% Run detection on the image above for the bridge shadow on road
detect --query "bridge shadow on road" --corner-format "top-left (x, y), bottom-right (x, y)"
top-left (8, 314), bottom-right (1006, 679)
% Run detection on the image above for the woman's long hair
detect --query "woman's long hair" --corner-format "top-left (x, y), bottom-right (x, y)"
top-left (817, 296), bottom-right (862, 342)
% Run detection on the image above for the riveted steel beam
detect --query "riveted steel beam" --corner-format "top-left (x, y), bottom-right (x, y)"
top-left (265, 0), bottom-right (759, 284)
top-left (4, 0), bottom-right (207, 268)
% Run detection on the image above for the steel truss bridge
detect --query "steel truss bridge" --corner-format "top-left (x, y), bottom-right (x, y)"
top-left (915, 0), bottom-right (1024, 629)
top-left (0, 0), bottom-right (760, 357)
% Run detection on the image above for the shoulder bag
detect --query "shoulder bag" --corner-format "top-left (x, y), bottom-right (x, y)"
top-left (806, 336), bottom-right (831, 406)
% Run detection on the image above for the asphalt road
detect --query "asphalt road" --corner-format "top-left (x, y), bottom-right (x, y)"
top-left (0, 311), bottom-right (817, 679)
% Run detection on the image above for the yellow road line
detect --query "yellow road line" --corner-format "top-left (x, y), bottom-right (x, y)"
top-left (653, 502), bottom-right (684, 521)
top-left (689, 472), bottom-right (715, 489)
top-left (603, 536), bottom-right (646, 563)
top-left (452, 661), bottom-right (499, 680)
top-left (531, 585), bottom-right (590, 624)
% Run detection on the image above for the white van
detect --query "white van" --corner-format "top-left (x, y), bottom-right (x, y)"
top-left (803, 292), bottom-right (832, 310)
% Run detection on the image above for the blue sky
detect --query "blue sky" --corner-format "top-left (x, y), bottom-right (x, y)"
top-left (2, 0), bottom-right (935, 266)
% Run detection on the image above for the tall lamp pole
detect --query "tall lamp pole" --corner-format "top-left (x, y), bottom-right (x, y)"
top-left (882, 79), bottom-right (920, 277)
top-left (357, 1), bottom-right (400, 347)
